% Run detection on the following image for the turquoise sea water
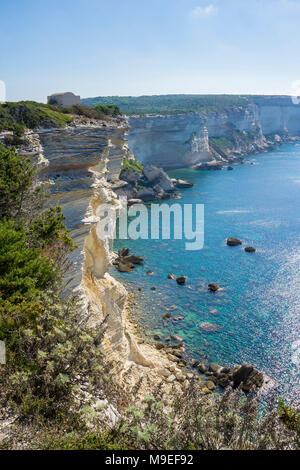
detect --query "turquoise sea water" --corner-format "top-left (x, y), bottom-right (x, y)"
top-left (112, 144), bottom-right (300, 401)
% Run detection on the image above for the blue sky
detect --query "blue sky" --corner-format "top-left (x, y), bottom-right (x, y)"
top-left (1, 0), bottom-right (300, 101)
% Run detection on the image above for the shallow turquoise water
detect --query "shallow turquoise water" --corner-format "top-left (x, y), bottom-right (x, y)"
top-left (112, 144), bottom-right (300, 401)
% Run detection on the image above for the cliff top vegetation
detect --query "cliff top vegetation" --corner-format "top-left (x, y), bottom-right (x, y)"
top-left (0, 101), bottom-right (122, 135)
top-left (82, 94), bottom-right (299, 116)
top-left (82, 94), bottom-right (250, 115)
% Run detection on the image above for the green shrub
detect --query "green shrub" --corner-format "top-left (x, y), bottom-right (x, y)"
top-left (121, 157), bottom-right (143, 173)
top-left (0, 143), bottom-right (35, 219)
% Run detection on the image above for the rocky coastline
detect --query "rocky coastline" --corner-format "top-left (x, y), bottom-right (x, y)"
top-left (7, 114), bottom-right (269, 406)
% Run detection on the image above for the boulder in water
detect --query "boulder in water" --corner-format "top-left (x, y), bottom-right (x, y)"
top-left (209, 363), bottom-right (222, 373)
top-left (176, 276), bottom-right (187, 285)
top-left (128, 198), bottom-right (144, 206)
top-left (232, 364), bottom-right (264, 391)
top-left (232, 363), bottom-right (253, 387)
top-left (116, 262), bottom-right (134, 273)
top-left (244, 246), bottom-right (256, 253)
top-left (173, 179), bottom-right (194, 189)
top-left (114, 247), bottom-right (144, 273)
top-left (227, 237), bottom-right (242, 246)
top-left (208, 283), bottom-right (220, 292)
top-left (122, 254), bottom-right (144, 264)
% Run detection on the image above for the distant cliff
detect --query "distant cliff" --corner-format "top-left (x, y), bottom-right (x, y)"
top-left (83, 94), bottom-right (300, 169)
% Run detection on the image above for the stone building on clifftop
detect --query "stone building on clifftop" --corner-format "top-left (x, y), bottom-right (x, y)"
top-left (47, 92), bottom-right (81, 106)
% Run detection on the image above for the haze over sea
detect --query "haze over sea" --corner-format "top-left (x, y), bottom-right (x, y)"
top-left (113, 144), bottom-right (300, 401)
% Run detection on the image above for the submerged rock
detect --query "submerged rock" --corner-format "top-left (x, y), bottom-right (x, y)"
top-left (208, 308), bottom-right (219, 316)
top-left (171, 334), bottom-right (183, 342)
top-left (199, 322), bottom-right (221, 332)
top-left (226, 237), bottom-right (242, 246)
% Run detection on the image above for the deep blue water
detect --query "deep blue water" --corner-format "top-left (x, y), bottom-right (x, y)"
top-left (112, 144), bottom-right (300, 401)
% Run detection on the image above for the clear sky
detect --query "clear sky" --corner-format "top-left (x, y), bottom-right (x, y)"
top-left (1, 0), bottom-right (300, 102)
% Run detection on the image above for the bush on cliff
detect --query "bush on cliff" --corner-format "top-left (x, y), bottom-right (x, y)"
top-left (121, 157), bottom-right (143, 173)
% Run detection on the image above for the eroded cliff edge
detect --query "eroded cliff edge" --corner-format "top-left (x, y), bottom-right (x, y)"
top-left (36, 120), bottom-right (195, 401)
top-left (127, 98), bottom-right (300, 169)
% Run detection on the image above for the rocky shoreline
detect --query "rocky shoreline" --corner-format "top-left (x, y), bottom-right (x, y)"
top-left (8, 116), bottom-right (269, 405)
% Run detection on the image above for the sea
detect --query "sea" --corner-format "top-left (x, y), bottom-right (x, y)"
top-left (112, 144), bottom-right (300, 402)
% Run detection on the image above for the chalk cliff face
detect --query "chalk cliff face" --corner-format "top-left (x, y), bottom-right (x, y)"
top-left (257, 105), bottom-right (300, 135)
top-left (128, 113), bottom-right (210, 169)
top-left (128, 100), bottom-right (300, 169)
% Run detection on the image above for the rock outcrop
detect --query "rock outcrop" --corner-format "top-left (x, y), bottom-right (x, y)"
top-left (113, 247), bottom-right (144, 273)
top-left (118, 162), bottom-right (183, 201)
top-left (232, 363), bottom-right (264, 391)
